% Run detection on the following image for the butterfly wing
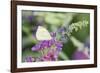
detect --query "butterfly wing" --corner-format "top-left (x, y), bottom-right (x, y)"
top-left (36, 26), bottom-right (52, 40)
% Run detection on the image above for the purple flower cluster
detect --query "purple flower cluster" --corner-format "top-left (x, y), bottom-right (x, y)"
top-left (31, 32), bottom-right (63, 61)
top-left (31, 39), bottom-right (62, 52)
top-left (25, 56), bottom-right (34, 62)
top-left (72, 50), bottom-right (89, 60)
top-left (40, 52), bottom-right (58, 61)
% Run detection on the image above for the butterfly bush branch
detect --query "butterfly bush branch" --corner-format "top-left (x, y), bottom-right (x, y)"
top-left (67, 20), bottom-right (88, 36)
top-left (57, 20), bottom-right (89, 60)
top-left (57, 20), bottom-right (89, 43)
top-left (66, 20), bottom-right (88, 48)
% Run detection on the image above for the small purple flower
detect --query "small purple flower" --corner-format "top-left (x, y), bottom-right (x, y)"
top-left (58, 27), bottom-right (66, 33)
top-left (41, 40), bottom-right (49, 48)
top-left (25, 56), bottom-right (34, 62)
top-left (72, 50), bottom-right (89, 60)
top-left (31, 44), bottom-right (41, 51)
top-left (40, 52), bottom-right (58, 61)
top-left (50, 32), bottom-right (56, 38)
top-left (56, 41), bottom-right (63, 51)
top-left (28, 16), bottom-right (34, 23)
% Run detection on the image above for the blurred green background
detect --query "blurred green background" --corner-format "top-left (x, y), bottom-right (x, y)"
top-left (22, 10), bottom-right (90, 62)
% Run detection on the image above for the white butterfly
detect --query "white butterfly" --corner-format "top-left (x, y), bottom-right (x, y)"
top-left (36, 26), bottom-right (52, 40)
